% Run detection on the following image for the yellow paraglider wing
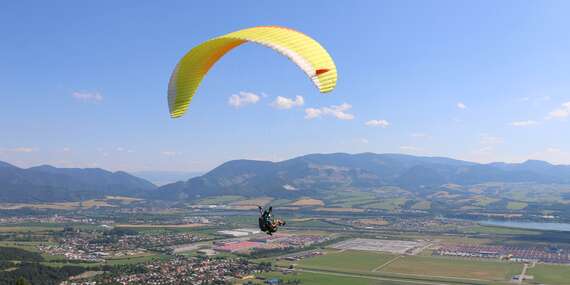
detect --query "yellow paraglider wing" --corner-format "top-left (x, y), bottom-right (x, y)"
top-left (168, 26), bottom-right (337, 118)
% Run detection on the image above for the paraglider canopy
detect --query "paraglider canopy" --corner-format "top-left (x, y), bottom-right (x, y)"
top-left (168, 26), bottom-right (338, 118)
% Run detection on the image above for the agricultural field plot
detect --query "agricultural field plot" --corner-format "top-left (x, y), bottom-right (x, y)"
top-left (254, 271), bottom-right (438, 285)
top-left (285, 218), bottom-right (342, 229)
top-left (380, 256), bottom-right (522, 282)
top-left (526, 264), bottom-right (570, 285)
top-left (0, 225), bottom-right (64, 233)
top-left (0, 241), bottom-right (45, 252)
top-left (330, 238), bottom-right (425, 255)
top-left (289, 198), bottom-right (325, 207)
top-left (42, 253), bottom-right (167, 267)
top-left (230, 197), bottom-right (273, 207)
top-left (506, 201), bottom-right (528, 210)
top-left (314, 207), bottom-right (365, 213)
top-left (411, 200), bottom-right (431, 210)
top-left (270, 198), bottom-right (292, 206)
top-left (195, 195), bottom-right (245, 204)
top-left (326, 191), bottom-right (378, 208)
top-left (0, 196), bottom-right (142, 211)
top-left (296, 250), bottom-right (396, 273)
top-left (463, 225), bottom-right (538, 235)
top-left (0, 199), bottom-right (114, 210)
top-left (104, 253), bottom-right (166, 266)
top-left (360, 197), bottom-right (408, 211)
top-left (472, 183), bottom-right (570, 204)
top-left (105, 196), bottom-right (143, 202)
top-left (114, 223), bottom-right (206, 228)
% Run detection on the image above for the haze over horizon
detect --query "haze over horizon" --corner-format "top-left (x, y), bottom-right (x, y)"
top-left (1, 152), bottom-right (569, 175)
top-left (2, 1), bottom-right (570, 172)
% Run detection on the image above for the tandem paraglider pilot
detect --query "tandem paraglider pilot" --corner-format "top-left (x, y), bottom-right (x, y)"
top-left (258, 206), bottom-right (286, 235)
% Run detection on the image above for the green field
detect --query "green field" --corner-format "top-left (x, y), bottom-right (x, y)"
top-left (506, 201), bottom-right (528, 210)
top-left (224, 215), bottom-right (258, 226)
top-left (465, 225), bottom-right (538, 235)
top-left (255, 271), bottom-right (435, 285)
top-left (0, 241), bottom-right (45, 253)
top-left (256, 271), bottom-right (374, 285)
top-left (104, 254), bottom-right (167, 265)
top-left (297, 250), bottom-right (396, 272)
top-left (327, 191), bottom-right (378, 208)
top-left (288, 249), bottom-right (525, 284)
top-left (527, 264), bottom-right (570, 285)
top-left (286, 219), bottom-right (341, 229)
top-left (382, 256), bottom-right (522, 282)
top-left (411, 200), bottom-right (431, 210)
top-left (360, 198), bottom-right (408, 211)
top-left (196, 195), bottom-right (245, 204)
top-left (0, 225), bottom-right (64, 233)
top-left (473, 197), bottom-right (500, 207)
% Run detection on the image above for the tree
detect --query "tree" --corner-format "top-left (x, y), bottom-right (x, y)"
top-left (15, 277), bottom-right (31, 285)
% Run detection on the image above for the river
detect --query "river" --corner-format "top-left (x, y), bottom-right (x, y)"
top-left (481, 220), bottom-right (570, 232)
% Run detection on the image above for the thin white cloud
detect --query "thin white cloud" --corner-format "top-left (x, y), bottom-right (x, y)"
top-left (116, 147), bottom-right (134, 153)
top-left (465, 134), bottom-right (504, 163)
top-left (546, 101), bottom-right (570, 120)
top-left (480, 134), bottom-right (503, 146)
top-left (72, 91), bottom-right (103, 102)
top-left (228, 91), bottom-right (260, 108)
top-left (546, 147), bottom-right (562, 153)
top-left (411, 133), bottom-right (430, 139)
top-left (0, 147), bottom-right (38, 153)
top-left (528, 147), bottom-right (570, 165)
top-left (161, 151), bottom-right (180, 156)
top-left (365, 119), bottom-right (390, 128)
top-left (510, 120), bottom-right (538, 127)
top-left (520, 95), bottom-right (551, 102)
top-left (468, 145), bottom-right (497, 161)
top-left (400, 146), bottom-right (422, 152)
top-left (95, 148), bottom-right (110, 157)
top-left (271, 95), bottom-right (304, 109)
top-left (304, 103), bottom-right (354, 120)
top-left (457, 102), bottom-right (467, 109)
top-left (356, 138), bottom-right (369, 144)
top-left (62, 147), bottom-right (71, 152)
top-left (304, 108), bottom-right (322, 119)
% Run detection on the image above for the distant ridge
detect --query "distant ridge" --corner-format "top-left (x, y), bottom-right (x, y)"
top-left (131, 170), bottom-right (204, 186)
top-left (3, 153), bottom-right (570, 203)
top-left (153, 153), bottom-right (570, 201)
top-left (0, 162), bottom-right (156, 203)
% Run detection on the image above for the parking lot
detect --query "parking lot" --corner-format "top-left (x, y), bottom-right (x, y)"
top-left (330, 238), bottom-right (425, 254)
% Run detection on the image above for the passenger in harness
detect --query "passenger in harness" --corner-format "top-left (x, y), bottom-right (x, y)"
top-left (258, 206), bottom-right (286, 235)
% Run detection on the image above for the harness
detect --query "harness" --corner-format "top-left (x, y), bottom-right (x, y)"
top-left (258, 209), bottom-right (275, 234)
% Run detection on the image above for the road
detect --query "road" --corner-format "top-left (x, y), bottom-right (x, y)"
top-left (517, 263), bottom-right (528, 284)
top-left (517, 261), bottom-right (536, 284)
top-left (372, 255), bottom-right (402, 272)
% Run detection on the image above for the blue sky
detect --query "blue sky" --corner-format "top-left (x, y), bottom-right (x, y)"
top-left (1, 1), bottom-right (570, 171)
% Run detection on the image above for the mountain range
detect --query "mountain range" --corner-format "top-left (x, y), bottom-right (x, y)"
top-left (1, 153), bottom-right (570, 203)
top-left (131, 171), bottom-right (204, 186)
top-left (153, 153), bottom-right (570, 201)
top-left (0, 161), bottom-right (155, 203)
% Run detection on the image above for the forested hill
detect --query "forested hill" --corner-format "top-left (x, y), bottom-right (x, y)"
top-left (154, 153), bottom-right (570, 200)
top-left (3, 153), bottom-right (570, 203)
top-left (0, 162), bottom-right (156, 203)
